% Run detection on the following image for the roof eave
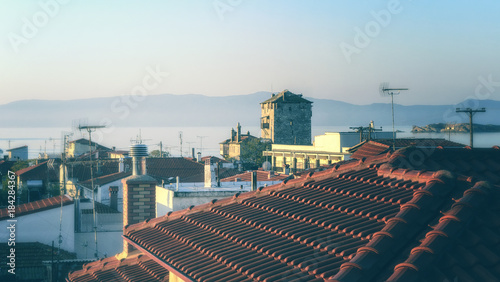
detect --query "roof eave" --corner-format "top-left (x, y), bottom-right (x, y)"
top-left (123, 235), bottom-right (195, 282)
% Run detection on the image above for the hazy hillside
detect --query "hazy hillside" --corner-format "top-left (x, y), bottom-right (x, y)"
top-left (0, 92), bottom-right (498, 128)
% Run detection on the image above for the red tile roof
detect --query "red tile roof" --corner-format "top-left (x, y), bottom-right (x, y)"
top-left (0, 195), bottom-right (73, 220)
top-left (221, 170), bottom-right (288, 182)
top-left (350, 138), bottom-right (465, 160)
top-left (67, 253), bottom-right (169, 282)
top-left (79, 171), bottom-right (131, 188)
top-left (72, 146), bottom-right (500, 281)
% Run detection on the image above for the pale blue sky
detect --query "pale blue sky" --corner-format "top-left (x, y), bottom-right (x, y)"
top-left (1, 0), bottom-right (499, 105)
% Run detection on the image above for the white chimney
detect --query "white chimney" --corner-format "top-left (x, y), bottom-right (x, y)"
top-left (204, 159), bottom-right (216, 188)
top-left (119, 158), bottom-right (125, 173)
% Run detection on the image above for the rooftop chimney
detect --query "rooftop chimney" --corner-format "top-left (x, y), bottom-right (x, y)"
top-left (251, 171), bottom-right (257, 191)
top-left (204, 159), bottom-right (216, 188)
top-left (192, 148), bottom-right (195, 159)
top-left (130, 144), bottom-right (148, 176)
top-left (197, 152), bottom-right (201, 162)
top-left (119, 144), bottom-right (155, 258)
top-left (109, 186), bottom-right (118, 210)
top-left (118, 158), bottom-right (125, 173)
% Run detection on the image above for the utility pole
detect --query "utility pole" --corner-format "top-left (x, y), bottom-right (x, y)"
top-left (78, 125), bottom-right (105, 259)
top-left (456, 108), bottom-right (486, 148)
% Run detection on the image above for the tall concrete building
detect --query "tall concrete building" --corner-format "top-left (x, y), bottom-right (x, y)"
top-left (260, 90), bottom-right (312, 145)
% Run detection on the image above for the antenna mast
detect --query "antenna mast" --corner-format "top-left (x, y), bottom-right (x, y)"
top-left (197, 136), bottom-right (207, 156)
top-left (379, 83), bottom-right (409, 150)
top-left (78, 124), bottom-right (105, 259)
top-left (179, 131), bottom-right (183, 157)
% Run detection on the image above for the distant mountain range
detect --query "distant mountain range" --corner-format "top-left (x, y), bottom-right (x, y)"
top-left (1, 92), bottom-right (499, 128)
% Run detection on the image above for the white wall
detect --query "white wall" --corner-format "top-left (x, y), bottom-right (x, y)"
top-left (74, 231), bottom-right (123, 259)
top-left (156, 187), bottom-right (247, 217)
top-left (0, 204), bottom-right (75, 253)
top-left (97, 180), bottom-right (124, 212)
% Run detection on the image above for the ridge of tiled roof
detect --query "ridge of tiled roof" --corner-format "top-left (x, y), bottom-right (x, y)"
top-left (260, 89), bottom-right (313, 104)
top-left (0, 195), bottom-right (74, 220)
top-left (67, 253), bottom-right (169, 282)
top-left (388, 181), bottom-right (500, 281)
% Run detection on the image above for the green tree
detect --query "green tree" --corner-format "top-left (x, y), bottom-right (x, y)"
top-left (10, 160), bottom-right (29, 172)
top-left (149, 150), bottom-right (170, 158)
top-left (240, 138), bottom-right (270, 170)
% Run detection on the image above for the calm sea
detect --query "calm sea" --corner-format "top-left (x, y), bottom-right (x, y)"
top-left (1, 126), bottom-right (499, 159)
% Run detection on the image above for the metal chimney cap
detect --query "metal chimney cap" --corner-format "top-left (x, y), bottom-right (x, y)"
top-left (129, 144), bottom-right (148, 157)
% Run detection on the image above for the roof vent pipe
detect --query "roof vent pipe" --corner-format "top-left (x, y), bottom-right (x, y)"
top-left (129, 144), bottom-right (148, 176)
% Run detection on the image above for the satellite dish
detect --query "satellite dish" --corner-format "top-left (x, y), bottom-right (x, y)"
top-left (262, 161), bottom-right (272, 171)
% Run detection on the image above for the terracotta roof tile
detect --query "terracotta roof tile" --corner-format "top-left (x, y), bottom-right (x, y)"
top-left (0, 195), bottom-right (73, 220)
top-left (67, 253), bottom-right (168, 282)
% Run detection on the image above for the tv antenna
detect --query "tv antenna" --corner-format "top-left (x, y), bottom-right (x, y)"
top-left (197, 136), bottom-right (207, 156)
top-left (456, 107), bottom-right (486, 148)
top-left (379, 82), bottom-right (409, 150)
top-left (78, 124), bottom-right (105, 259)
top-left (130, 129), bottom-right (151, 145)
